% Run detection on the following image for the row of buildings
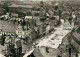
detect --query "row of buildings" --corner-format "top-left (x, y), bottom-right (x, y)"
top-left (0, 2), bottom-right (61, 57)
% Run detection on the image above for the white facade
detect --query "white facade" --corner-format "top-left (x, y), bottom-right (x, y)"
top-left (46, 25), bottom-right (50, 34)
top-left (25, 16), bottom-right (33, 20)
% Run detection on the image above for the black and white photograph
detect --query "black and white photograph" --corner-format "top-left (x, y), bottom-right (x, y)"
top-left (0, 0), bottom-right (80, 57)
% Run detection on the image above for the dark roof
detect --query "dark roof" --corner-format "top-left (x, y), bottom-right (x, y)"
top-left (0, 20), bottom-right (18, 34)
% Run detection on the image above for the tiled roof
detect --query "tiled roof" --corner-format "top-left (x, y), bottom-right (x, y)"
top-left (0, 20), bottom-right (18, 34)
top-left (73, 32), bottom-right (80, 41)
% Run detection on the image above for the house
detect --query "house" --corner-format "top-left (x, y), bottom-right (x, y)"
top-left (10, 13), bottom-right (19, 21)
top-left (69, 32), bottom-right (80, 57)
top-left (0, 20), bottom-right (18, 35)
top-left (30, 28), bottom-right (37, 39)
top-left (16, 24), bottom-right (31, 38)
top-left (36, 20), bottom-right (45, 36)
top-left (39, 8), bottom-right (46, 17)
top-left (0, 44), bottom-right (6, 57)
top-left (14, 38), bottom-right (22, 57)
top-left (61, 11), bottom-right (70, 19)
top-left (25, 16), bottom-right (33, 21)
top-left (50, 16), bottom-right (58, 29)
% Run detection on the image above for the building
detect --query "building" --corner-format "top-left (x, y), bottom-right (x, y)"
top-left (16, 24), bottom-right (31, 38)
top-left (69, 32), bottom-right (80, 57)
top-left (8, 4), bottom-right (33, 13)
top-left (0, 44), bottom-right (6, 57)
top-left (61, 11), bottom-right (70, 19)
top-left (50, 16), bottom-right (58, 29)
top-left (46, 24), bottom-right (51, 34)
top-left (36, 20), bottom-right (44, 36)
top-left (10, 13), bottom-right (19, 21)
top-left (0, 20), bottom-right (18, 35)
top-left (62, 19), bottom-right (74, 30)
top-left (25, 16), bottom-right (33, 21)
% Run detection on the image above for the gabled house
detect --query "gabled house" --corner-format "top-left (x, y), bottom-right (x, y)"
top-left (69, 32), bottom-right (80, 57)
top-left (16, 24), bottom-right (31, 38)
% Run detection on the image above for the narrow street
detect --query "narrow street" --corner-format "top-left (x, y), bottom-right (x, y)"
top-left (23, 19), bottom-right (73, 57)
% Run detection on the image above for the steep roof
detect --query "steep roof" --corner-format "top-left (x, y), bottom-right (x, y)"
top-left (0, 20), bottom-right (18, 34)
top-left (73, 32), bottom-right (80, 42)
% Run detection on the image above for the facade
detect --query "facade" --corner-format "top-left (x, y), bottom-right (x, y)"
top-left (46, 24), bottom-right (51, 34)
top-left (16, 24), bottom-right (31, 38)
top-left (50, 16), bottom-right (58, 29)
top-left (62, 19), bottom-right (74, 30)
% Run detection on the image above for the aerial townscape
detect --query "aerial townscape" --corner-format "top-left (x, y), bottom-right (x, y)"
top-left (0, 0), bottom-right (80, 57)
